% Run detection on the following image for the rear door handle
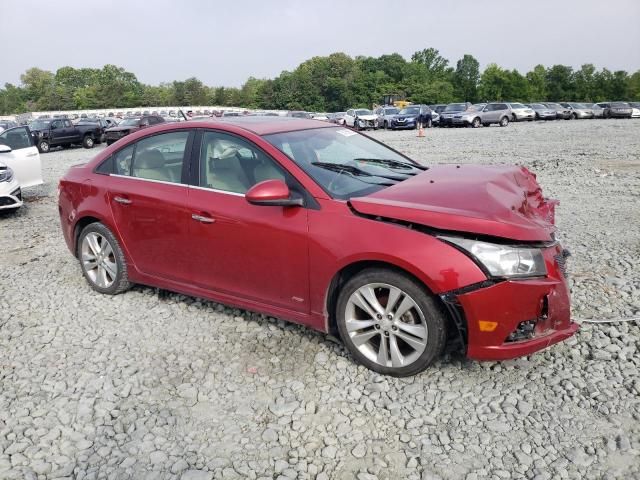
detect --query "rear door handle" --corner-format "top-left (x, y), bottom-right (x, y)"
top-left (114, 196), bottom-right (132, 205)
top-left (192, 213), bottom-right (215, 224)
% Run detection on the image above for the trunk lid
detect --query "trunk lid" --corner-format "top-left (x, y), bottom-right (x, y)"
top-left (349, 164), bottom-right (558, 242)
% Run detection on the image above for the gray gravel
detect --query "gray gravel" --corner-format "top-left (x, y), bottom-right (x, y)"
top-left (1, 119), bottom-right (639, 479)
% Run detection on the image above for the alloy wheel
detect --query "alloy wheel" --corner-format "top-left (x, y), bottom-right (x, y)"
top-left (81, 232), bottom-right (118, 288)
top-left (344, 283), bottom-right (428, 368)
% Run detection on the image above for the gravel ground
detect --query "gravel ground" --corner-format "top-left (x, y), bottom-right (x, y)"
top-left (1, 119), bottom-right (639, 480)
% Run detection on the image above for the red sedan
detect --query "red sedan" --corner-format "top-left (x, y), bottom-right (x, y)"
top-left (58, 117), bottom-right (578, 376)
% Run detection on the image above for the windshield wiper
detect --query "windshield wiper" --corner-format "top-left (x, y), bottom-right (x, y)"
top-left (310, 162), bottom-right (399, 185)
top-left (353, 158), bottom-right (428, 171)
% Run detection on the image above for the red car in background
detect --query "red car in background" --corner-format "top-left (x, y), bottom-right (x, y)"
top-left (58, 117), bottom-right (577, 376)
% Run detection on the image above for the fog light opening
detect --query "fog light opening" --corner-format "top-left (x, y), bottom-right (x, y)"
top-left (506, 319), bottom-right (538, 343)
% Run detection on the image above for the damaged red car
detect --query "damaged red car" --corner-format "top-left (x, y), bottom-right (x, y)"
top-left (58, 117), bottom-right (578, 376)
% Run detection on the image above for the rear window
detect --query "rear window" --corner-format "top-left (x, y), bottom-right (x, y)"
top-left (444, 104), bottom-right (466, 112)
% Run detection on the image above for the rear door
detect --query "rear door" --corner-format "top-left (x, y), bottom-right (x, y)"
top-left (103, 129), bottom-right (194, 283)
top-left (0, 127), bottom-right (43, 187)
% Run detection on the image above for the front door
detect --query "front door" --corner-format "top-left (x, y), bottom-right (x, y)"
top-left (105, 129), bottom-right (193, 283)
top-left (0, 127), bottom-right (43, 187)
top-left (187, 129), bottom-right (310, 312)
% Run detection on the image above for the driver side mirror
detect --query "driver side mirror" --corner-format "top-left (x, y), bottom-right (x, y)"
top-left (246, 179), bottom-right (304, 207)
top-left (0, 144), bottom-right (11, 153)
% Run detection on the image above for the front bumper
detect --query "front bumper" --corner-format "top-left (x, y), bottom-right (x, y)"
top-left (441, 244), bottom-right (578, 360)
top-left (514, 112), bottom-right (535, 120)
top-left (391, 120), bottom-right (416, 129)
top-left (0, 182), bottom-right (23, 210)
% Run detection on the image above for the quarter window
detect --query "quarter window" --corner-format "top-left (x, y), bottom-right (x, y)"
top-left (130, 131), bottom-right (189, 183)
top-left (199, 131), bottom-right (285, 194)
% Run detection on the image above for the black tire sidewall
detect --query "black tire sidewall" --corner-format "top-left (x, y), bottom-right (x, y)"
top-left (83, 136), bottom-right (94, 148)
top-left (335, 268), bottom-right (447, 377)
top-left (38, 140), bottom-right (49, 153)
top-left (78, 222), bottom-right (130, 295)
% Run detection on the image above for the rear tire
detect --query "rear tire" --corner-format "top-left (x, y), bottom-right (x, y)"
top-left (37, 140), bottom-right (50, 153)
top-left (83, 135), bottom-right (95, 148)
top-left (336, 268), bottom-right (447, 377)
top-left (78, 222), bottom-right (131, 295)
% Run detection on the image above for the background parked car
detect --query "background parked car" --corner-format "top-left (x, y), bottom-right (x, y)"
top-left (286, 111), bottom-right (312, 119)
top-left (508, 103), bottom-right (535, 121)
top-left (628, 102), bottom-right (640, 118)
top-left (311, 113), bottom-right (330, 121)
top-left (439, 103), bottom-right (472, 127)
top-left (28, 118), bottom-right (103, 152)
top-left (583, 103), bottom-right (605, 118)
top-left (0, 126), bottom-right (43, 210)
top-left (390, 105), bottom-right (433, 129)
top-left (0, 120), bottom-right (18, 134)
top-left (329, 112), bottom-right (347, 125)
top-left (344, 109), bottom-right (378, 130)
top-left (560, 103), bottom-right (594, 119)
top-left (374, 106), bottom-right (400, 129)
top-left (599, 102), bottom-right (633, 118)
top-left (104, 115), bottom-right (165, 145)
top-left (452, 102), bottom-right (512, 128)
top-left (528, 103), bottom-right (558, 120)
top-left (543, 103), bottom-right (572, 120)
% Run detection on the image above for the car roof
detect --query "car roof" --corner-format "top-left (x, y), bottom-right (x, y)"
top-left (202, 116), bottom-right (336, 135)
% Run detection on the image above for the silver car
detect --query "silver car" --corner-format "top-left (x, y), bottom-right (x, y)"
top-left (583, 103), bottom-right (605, 118)
top-left (560, 103), bottom-right (594, 119)
top-left (452, 102), bottom-right (512, 127)
top-left (373, 106), bottom-right (400, 129)
top-left (508, 103), bottom-right (535, 121)
top-left (527, 103), bottom-right (558, 120)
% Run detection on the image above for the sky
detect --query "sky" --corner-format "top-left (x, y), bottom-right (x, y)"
top-left (2, 0), bottom-right (639, 87)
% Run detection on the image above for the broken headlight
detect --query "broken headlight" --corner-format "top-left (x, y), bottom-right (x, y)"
top-left (0, 165), bottom-right (14, 183)
top-left (439, 236), bottom-right (547, 278)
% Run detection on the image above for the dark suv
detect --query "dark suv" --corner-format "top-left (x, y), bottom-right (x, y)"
top-left (104, 115), bottom-right (165, 145)
top-left (390, 105), bottom-right (434, 129)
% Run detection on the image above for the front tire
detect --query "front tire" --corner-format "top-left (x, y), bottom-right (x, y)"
top-left (78, 222), bottom-right (131, 295)
top-left (471, 117), bottom-right (481, 128)
top-left (336, 268), bottom-right (447, 377)
top-left (499, 116), bottom-right (509, 127)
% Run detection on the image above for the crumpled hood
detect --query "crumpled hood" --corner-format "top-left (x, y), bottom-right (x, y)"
top-left (349, 164), bottom-right (558, 242)
top-left (355, 114), bottom-right (378, 121)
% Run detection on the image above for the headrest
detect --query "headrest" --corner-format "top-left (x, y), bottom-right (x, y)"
top-left (136, 149), bottom-right (164, 169)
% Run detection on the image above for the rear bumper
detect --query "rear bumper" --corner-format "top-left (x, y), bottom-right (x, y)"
top-left (443, 245), bottom-right (578, 361)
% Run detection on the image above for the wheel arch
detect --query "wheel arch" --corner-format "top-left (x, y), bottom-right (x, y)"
top-left (73, 215), bottom-right (103, 257)
top-left (324, 259), bottom-right (455, 340)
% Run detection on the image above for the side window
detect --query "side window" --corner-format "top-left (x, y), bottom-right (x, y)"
top-left (131, 131), bottom-right (189, 183)
top-left (199, 130), bottom-right (285, 194)
top-left (112, 144), bottom-right (135, 176)
top-left (51, 120), bottom-right (63, 129)
top-left (0, 127), bottom-right (33, 150)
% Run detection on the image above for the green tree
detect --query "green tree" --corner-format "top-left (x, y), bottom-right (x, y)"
top-left (453, 54), bottom-right (480, 102)
top-left (526, 65), bottom-right (547, 101)
top-left (410, 48), bottom-right (450, 79)
top-left (478, 63), bottom-right (510, 100)
top-left (573, 64), bottom-right (597, 101)
top-left (546, 65), bottom-right (574, 101)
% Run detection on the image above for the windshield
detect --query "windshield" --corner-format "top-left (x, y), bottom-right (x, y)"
top-left (119, 118), bottom-right (140, 126)
top-left (510, 103), bottom-right (525, 109)
top-left (444, 103), bottom-right (467, 112)
top-left (398, 106), bottom-right (420, 115)
top-left (383, 108), bottom-right (399, 115)
top-left (545, 103), bottom-right (561, 109)
top-left (569, 103), bottom-right (586, 108)
top-left (264, 127), bottom-right (422, 200)
top-left (355, 109), bottom-right (372, 116)
top-left (530, 104), bottom-right (545, 109)
top-left (29, 120), bottom-right (51, 130)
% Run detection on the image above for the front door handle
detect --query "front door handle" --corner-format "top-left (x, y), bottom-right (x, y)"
top-left (192, 213), bottom-right (215, 224)
top-left (114, 196), bottom-right (132, 205)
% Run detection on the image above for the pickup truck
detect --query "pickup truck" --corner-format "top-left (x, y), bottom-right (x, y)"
top-left (28, 118), bottom-right (104, 153)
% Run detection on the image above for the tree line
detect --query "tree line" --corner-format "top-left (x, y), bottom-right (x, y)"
top-left (1, 48), bottom-right (639, 115)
